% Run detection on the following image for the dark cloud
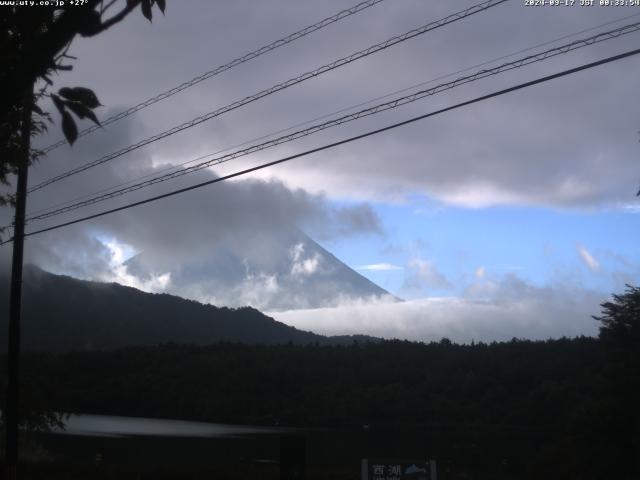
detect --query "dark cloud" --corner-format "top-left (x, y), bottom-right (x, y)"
top-left (0, 107), bottom-right (382, 285)
top-left (21, 0), bottom-right (640, 212)
top-left (1, 0), bottom-right (637, 319)
top-left (28, 234), bottom-right (114, 281)
top-left (332, 203), bottom-right (382, 237)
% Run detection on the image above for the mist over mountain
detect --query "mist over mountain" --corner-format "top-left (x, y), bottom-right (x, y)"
top-left (0, 266), bottom-right (378, 352)
top-left (124, 227), bottom-right (395, 311)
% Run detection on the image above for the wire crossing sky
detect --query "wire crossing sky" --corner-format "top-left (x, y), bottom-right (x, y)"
top-left (24, 11), bottom-right (640, 221)
top-left (29, 0), bottom-right (509, 194)
top-left (6, 46), bottom-right (637, 245)
top-left (7, 0), bottom-right (639, 341)
top-left (23, 21), bottom-right (640, 225)
top-left (40, 0), bottom-right (389, 153)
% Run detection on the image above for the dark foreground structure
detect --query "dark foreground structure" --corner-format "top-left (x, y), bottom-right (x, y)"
top-left (1, 329), bottom-right (639, 479)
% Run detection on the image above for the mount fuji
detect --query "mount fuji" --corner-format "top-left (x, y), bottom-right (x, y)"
top-left (124, 227), bottom-right (395, 311)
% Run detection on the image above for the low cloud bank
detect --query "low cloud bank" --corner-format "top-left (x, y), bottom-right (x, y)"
top-left (272, 278), bottom-right (607, 343)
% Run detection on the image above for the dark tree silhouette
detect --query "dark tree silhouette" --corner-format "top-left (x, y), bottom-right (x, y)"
top-left (0, 0), bottom-right (165, 207)
top-left (594, 285), bottom-right (640, 478)
top-left (595, 284), bottom-right (640, 347)
top-left (0, 0), bottom-right (166, 441)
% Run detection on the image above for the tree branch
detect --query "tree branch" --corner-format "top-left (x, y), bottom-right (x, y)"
top-left (97, 0), bottom-right (140, 32)
top-left (0, 0), bottom-right (142, 124)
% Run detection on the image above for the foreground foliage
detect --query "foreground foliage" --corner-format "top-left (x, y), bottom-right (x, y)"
top-left (0, 335), bottom-right (638, 479)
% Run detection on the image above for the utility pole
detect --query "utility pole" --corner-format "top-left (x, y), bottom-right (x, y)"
top-left (5, 85), bottom-right (33, 480)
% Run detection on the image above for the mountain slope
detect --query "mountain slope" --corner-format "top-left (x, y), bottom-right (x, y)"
top-left (124, 227), bottom-right (394, 311)
top-left (0, 266), bottom-right (377, 352)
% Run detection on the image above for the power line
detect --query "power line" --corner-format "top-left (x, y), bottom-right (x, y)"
top-left (25, 21), bottom-right (640, 223)
top-left (26, 11), bottom-right (640, 219)
top-left (3, 47), bottom-right (637, 246)
top-left (28, 0), bottom-right (508, 194)
top-left (40, 0), bottom-right (388, 153)
top-left (26, 21), bottom-right (640, 221)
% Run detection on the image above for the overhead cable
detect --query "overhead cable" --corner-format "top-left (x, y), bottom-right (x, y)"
top-left (2, 46), bottom-right (636, 245)
top-left (40, 0), bottom-right (389, 153)
top-left (27, 11), bottom-right (640, 219)
top-left (25, 21), bottom-right (640, 223)
top-left (29, 0), bottom-right (508, 193)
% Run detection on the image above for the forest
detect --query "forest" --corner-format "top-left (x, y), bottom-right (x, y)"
top-left (1, 332), bottom-right (638, 479)
top-left (0, 281), bottom-right (638, 478)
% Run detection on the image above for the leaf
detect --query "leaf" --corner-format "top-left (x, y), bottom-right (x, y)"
top-left (58, 87), bottom-right (74, 99)
top-left (31, 104), bottom-right (44, 115)
top-left (155, 0), bottom-right (166, 14)
top-left (65, 100), bottom-right (101, 126)
top-left (61, 111), bottom-right (78, 145)
top-left (63, 100), bottom-right (86, 119)
top-left (51, 94), bottom-right (65, 114)
top-left (59, 87), bottom-right (101, 109)
top-left (141, 0), bottom-right (152, 22)
top-left (77, 9), bottom-right (103, 37)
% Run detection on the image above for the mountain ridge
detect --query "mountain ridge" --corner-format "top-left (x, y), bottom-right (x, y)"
top-left (0, 265), bottom-right (380, 352)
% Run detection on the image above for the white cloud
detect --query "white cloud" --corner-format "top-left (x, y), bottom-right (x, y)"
top-left (241, 271), bottom-right (280, 299)
top-left (623, 204), bottom-right (640, 214)
top-left (577, 245), bottom-right (600, 273)
top-left (106, 265), bottom-right (172, 293)
top-left (274, 275), bottom-right (606, 343)
top-left (475, 266), bottom-right (486, 278)
top-left (102, 238), bottom-right (137, 267)
top-left (289, 243), bottom-right (322, 277)
top-left (291, 254), bottom-right (321, 277)
top-left (436, 183), bottom-right (528, 209)
top-left (30, 235), bottom-right (173, 294)
top-left (402, 257), bottom-right (451, 292)
top-left (289, 244), bottom-right (304, 263)
top-left (175, 269), bottom-right (283, 310)
top-left (356, 263), bottom-right (403, 271)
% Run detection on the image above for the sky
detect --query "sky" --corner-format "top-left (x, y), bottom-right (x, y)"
top-left (1, 0), bottom-right (639, 342)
